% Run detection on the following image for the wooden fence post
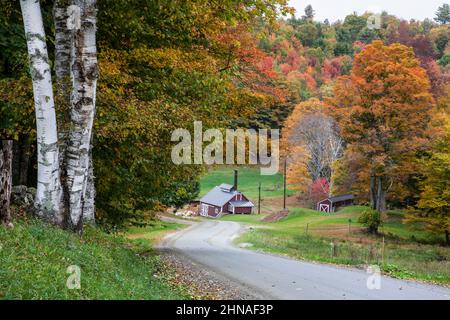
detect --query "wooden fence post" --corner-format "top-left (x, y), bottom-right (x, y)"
top-left (258, 182), bottom-right (261, 215)
top-left (331, 240), bottom-right (338, 257)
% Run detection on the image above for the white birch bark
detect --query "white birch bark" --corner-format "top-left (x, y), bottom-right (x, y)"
top-left (65, 0), bottom-right (98, 229)
top-left (20, 0), bottom-right (63, 224)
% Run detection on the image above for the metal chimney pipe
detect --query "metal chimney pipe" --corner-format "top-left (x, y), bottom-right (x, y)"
top-left (234, 170), bottom-right (238, 190)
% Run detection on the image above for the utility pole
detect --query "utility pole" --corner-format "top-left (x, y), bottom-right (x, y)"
top-left (258, 182), bottom-right (261, 214)
top-left (283, 158), bottom-right (287, 211)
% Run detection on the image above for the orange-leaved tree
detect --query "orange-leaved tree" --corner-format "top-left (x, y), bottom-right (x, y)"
top-left (329, 41), bottom-right (434, 213)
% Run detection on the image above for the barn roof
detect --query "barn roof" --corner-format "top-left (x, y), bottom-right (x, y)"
top-left (328, 194), bottom-right (354, 203)
top-left (229, 200), bottom-right (254, 208)
top-left (200, 186), bottom-right (239, 207)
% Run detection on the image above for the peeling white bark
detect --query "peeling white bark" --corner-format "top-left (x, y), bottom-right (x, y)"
top-left (20, 0), bottom-right (63, 223)
top-left (65, 0), bottom-right (98, 228)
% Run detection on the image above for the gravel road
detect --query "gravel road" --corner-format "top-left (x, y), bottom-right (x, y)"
top-left (160, 219), bottom-right (450, 300)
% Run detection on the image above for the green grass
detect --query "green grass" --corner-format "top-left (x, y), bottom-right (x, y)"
top-left (224, 206), bottom-right (450, 285)
top-left (199, 166), bottom-right (295, 200)
top-left (126, 220), bottom-right (186, 246)
top-left (0, 217), bottom-right (189, 300)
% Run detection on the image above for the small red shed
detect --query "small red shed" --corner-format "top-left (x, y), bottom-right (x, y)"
top-left (317, 194), bottom-right (354, 213)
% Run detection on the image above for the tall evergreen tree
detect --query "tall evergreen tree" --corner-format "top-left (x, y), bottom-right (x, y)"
top-left (435, 4), bottom-right (450, 24)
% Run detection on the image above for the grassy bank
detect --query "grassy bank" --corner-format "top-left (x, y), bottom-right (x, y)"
top-left (126, 219), bottom-right (187, 246)
top-left (0, 217), bottom-right (189, 299)
top-left (224, 206), bottom-right (450, 285)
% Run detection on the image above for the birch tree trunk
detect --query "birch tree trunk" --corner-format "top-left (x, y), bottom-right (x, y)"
top-left (54, 0), bottom-right (74, 225)
top-left (0, 140), bottom-right (13, 225)
top-left (20, 0), bottom-right (63, 224)
top-left (82, 151), bottom-right (95, 223)
top-left (64, 0), bottom-right (98, 230)
top-left (54, 0), bottom-right (72, 158)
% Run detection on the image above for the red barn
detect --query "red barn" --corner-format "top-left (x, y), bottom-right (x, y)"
top-left (199, 183), bottom-right (254, 218)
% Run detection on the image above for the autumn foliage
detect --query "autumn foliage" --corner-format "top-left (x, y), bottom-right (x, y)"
top-left (329, 41), bottom-right (434, 213)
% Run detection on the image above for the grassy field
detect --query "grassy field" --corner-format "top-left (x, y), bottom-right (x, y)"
top-left (202, 167), bottom-right (450, 285)
top-left (0, 217), bottom-right (189, 299)
top-left (199, 166), bottom-right (295, 199)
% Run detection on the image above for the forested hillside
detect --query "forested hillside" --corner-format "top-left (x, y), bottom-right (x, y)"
top-left (0, 1), bottom-right (448, 241)
top-left (264, 6), bottom-right (449, 242)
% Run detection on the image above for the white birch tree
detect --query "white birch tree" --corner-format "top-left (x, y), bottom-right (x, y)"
top-left (65, 0), bottom-right (98, 229)
top-left (20, 0), bottom-right (98, 229)
top-left (20, 0), bottom-right (63, 224)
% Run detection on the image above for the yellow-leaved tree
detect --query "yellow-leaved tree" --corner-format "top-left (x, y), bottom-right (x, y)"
top-left (405, 107), bottom-right (450, 245)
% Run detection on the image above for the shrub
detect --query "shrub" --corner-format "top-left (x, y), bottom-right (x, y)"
top-left (358, 208), bottom-right (382, 234)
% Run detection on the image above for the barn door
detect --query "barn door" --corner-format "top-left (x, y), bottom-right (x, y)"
top-left (319, 203), bottom-right (330, 213)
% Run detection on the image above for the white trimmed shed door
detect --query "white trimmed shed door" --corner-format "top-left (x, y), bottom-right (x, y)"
top-left (319, 203), bottom-right (330, 213)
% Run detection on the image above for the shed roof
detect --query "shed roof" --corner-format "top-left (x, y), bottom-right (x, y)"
top-left (200, 186), bottom-right (238, 207)
top-left (229, 200), bottom-right (254, 208)
top-left (328, 194), bottom-right (354, 203)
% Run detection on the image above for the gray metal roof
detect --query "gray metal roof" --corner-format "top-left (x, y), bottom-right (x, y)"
top-left (200, 186), bottom-right (238, 207)
top-left (229, 200), bottom-right (254, 208)
top-left (219, 183), bottom-right (234, 192)
top-left (328, 194), bottom-right (354, 203)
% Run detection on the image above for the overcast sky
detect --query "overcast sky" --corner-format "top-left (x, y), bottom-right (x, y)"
top-left (289, 0), bottom-right (446, 22)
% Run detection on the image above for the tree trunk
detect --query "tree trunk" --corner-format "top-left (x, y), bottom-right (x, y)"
top-left (64, 0), bottom-right (98, 230)
top-left (376, 176), bottom-right (386, 213)
top-left (82, 152), bottom-right (95, 223)
top-left (376, 176), bottom-right (382, 212)
top-left (379, 183), bottom-right (386, 212)
top-left (19, 134), bottom-right (32, 186)
top-left (54, 0), bottom-right (73, 228)
top-left (20, 0), bottom-right (63, 224)
top-left (370, 175), bottom-right (376, 210)
top-left (0, 140), bottom-right (13, 225)
top-left (12, 139), bottom-right (21, 185)
top-left (54, 0), bottom-right (72, 164)
top-left (54, 0), bottom-right (72, 107)
top-left (446, 230), bottom-right (449, 247)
